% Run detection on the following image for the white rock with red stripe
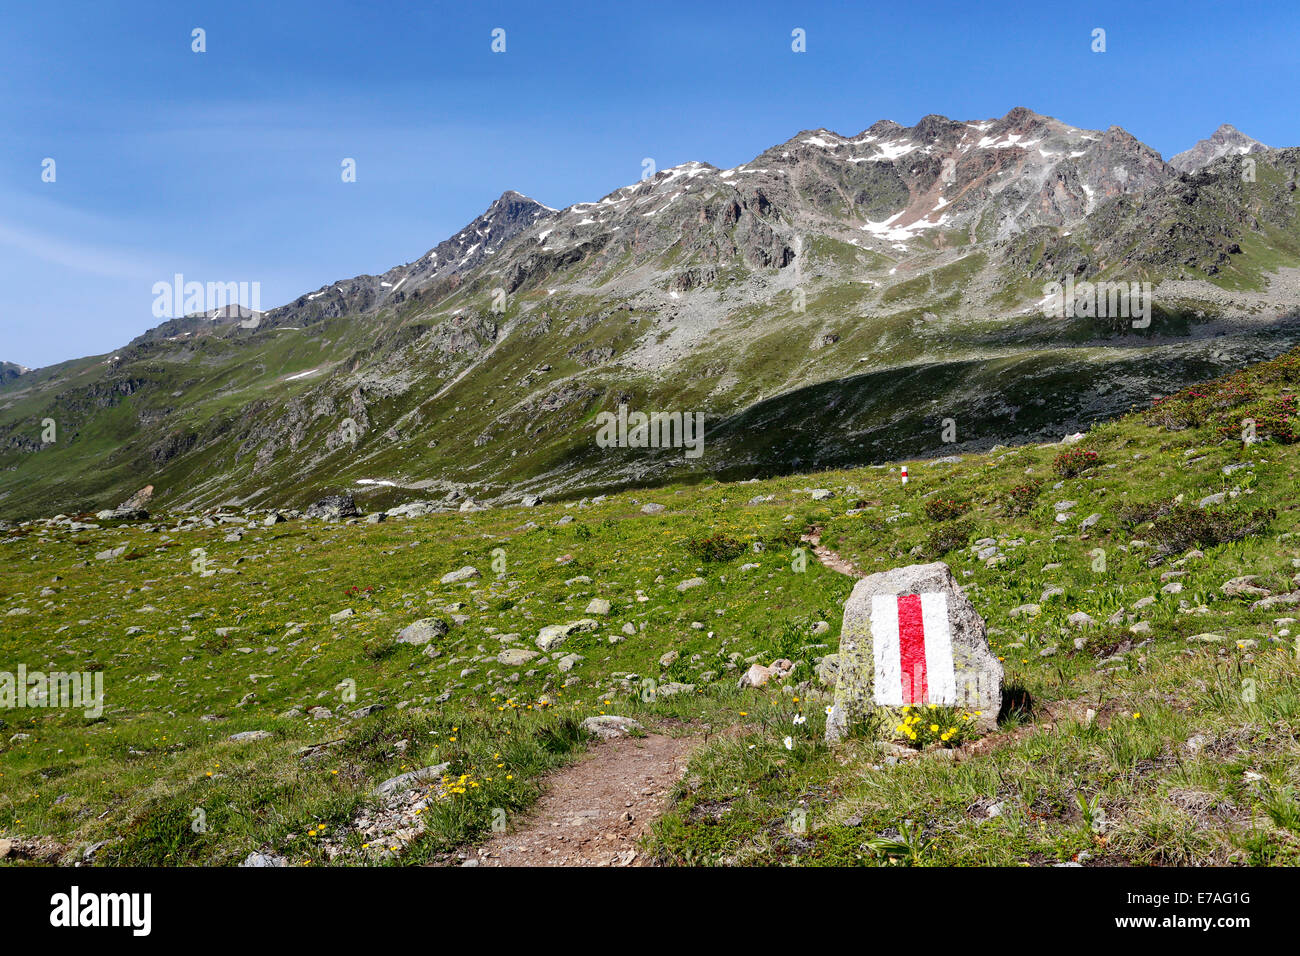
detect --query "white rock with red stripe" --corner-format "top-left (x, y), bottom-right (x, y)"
top-left (825, 561), bottom-right (1001, 742)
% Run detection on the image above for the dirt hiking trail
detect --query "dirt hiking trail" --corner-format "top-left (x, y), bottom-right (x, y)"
top-left (463, 532), bottom-right (858, 867)
top-left (467, 732), bottom-right (694, 866)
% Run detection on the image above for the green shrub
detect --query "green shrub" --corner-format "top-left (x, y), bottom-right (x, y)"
top-left (683, 532), bottom-right (746, 563)
top-left (363, 638), bottom-right (399, 661)
top-left (926, 519), bottom-right (973, 557)
top-left (1004, 479), bottom-right (1043, 516)
top-left (1148, 505), bottom-right (1275, 557)
top-left (923, 497), bottom-right (971, 522)
top-left (1053, 448), bottom-right (1100, 478)
top-left (1115, 499), bottom-right (1177, 528)
top-left (1213, 394), bottom-right (1299, 444)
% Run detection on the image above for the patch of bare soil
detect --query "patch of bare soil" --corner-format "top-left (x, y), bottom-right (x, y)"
top-left (467, 732), bottom-right (694, 867)
top-left (801, 530), bottom-right (863, 578)
top-left (0, 836), bottom-right (69, 864)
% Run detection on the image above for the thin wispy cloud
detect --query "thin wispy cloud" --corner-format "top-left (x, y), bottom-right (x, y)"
top-left (0, 219), bottom-right (159, 281)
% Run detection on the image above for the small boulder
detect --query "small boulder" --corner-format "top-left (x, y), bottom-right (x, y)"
top-left (582, 716), bottom-right (642, 740)
top-left (1251, 592), bottom-right (1300, 611)
top-left (1222, 575), bottom-right (1270, 598)
top-left (498, 648), bottom-right (539, 666)
top-left (396, 618), bottom-right (449, 646)
top-left (440, 566), bottom-right (480, 585)
top-left (305, 495), bottom-right (360, 520)
top-left (826, 561), bottom-right (1001, 742)
top-left (738, 659), bottom-right (794, 688)
top-left (374, 763), bottom-right (450, 797)
top-left (535, 619), bottom-right (599, 651)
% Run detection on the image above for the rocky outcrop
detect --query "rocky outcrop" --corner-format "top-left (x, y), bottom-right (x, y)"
top-left (1170, 124), bottom-right (1270, 173)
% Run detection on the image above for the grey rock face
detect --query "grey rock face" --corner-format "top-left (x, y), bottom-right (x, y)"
top-left (815, 653), bottom-right (840, 687)
top-left (96, 507), bottom-right (149, 521)
top-left (498, 647), bottom-right (539, 666)
top-left (386, 501), bottom-right (438, 518)
top-left (305, 494), bottom-right (359, 519)
top-left (555, 652), bottom-right (583, 672)
top-left (396, 618), bottom-right (450, 645)
top-left (826, 562), bottom-right (1001, 742)
top-left (240, 851), bottom-right (289, 867)
top-left (1222, 575), bottom-right (1269, 598)
top-left (581, 715), bottom-right (642, 740)
top-left (1251, 591), bottom-right (1300, 611)
top-left (373, 762), bottom-right (450, 797)
top-left (440, 566), bottom-right (480, 584)
top-left (535, 619), bottom-right (599, 651)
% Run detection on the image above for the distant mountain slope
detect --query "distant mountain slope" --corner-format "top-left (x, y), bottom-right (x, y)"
top-left (1169, 123), bottom-right (1271, 173)
top-left (2, 108), bottom-right (1299, 520)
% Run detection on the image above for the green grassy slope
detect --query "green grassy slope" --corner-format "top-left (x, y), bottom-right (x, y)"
top-left (2, 347), bottom-right (1299, 865)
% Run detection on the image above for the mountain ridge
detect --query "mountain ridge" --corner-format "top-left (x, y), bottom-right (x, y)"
top-left (2, 106), bottom-right (1298, 520)
top-left (1170, 122), bottom-right (1271, 173)
top-left (18, 108), bottom-right (1284, 367)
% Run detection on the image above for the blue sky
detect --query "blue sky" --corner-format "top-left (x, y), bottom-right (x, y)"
top-left (2, 0), bottom-right (1297, 368)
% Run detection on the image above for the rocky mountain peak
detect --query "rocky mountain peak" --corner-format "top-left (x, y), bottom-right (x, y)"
top-left (2, 107), bottom-right (1299, 522)
top-left (1169, 123), bottom-right (1270, 173)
